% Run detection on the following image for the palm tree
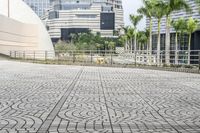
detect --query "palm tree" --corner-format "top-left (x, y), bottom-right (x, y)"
top-left (129, 14), bottom-right (143, 53)
top-left (127, 27), bottom-right (135, 53)
top-left (164, 0), bottom-right (190, 65)
top-left (137, 31), bottom-right (148, 53)
top-left (122, 26), bottom-right (130, 51)
top-left (171, 18), bottom-right (186, 64)
top-left (144, 28), bottom-right (150, 53)
top-left (138, 0), bottom-right (155, 60)
top-left (119, 35), bottom-right (127, 49)
top-left (185, 17), bottom-right (198, 65)
top-left (152, 1), bottom-right (167, 65)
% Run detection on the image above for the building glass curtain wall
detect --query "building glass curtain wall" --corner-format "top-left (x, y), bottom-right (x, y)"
top-left (23, 0), bottom-right (50, 17)
top-left (147, 0), bottom-right (200, 51)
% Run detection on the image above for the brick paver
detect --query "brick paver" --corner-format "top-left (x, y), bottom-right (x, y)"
top-left (0, 61), bottom-right (200, 133)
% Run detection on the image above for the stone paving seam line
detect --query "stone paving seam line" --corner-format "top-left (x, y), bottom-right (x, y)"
top-left (129, 85), bottom-right (181, 133)
top-left (98, 68), bottom-right (114, 133)
top-left (37, 67), bottom-right (84, 133)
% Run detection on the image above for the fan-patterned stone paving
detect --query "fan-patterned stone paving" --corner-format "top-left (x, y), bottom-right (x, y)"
top-left (0, 61), bottom-right (200, 133)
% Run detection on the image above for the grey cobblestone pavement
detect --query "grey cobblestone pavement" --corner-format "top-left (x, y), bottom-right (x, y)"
top-left (0, 61), bottom-right (200, 133)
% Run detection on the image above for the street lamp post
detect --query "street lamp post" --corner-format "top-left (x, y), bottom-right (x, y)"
top-left (8, 0), bottom-right (10, 17)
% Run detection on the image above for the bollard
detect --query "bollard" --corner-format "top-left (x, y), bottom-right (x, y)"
top-left (90, 50), bottom-right (93, 64)
top-left (160, 51), bottom-right (163, 66)
top-left (14, 51), bottom-right (16, 59)
top-left (23, 51), bottom-right (25, 59)
top-left (45, 51), bottom-right (47, 63)
top-left (111, 52), bottom-right (113, 65)
top-left (135, 52), bottom-right (137, 67)
top-left (33, 51), bottom-right (35, 62)
top-left (57, 52), bottom-right (59, 64)
top-left (72, 51), bottom-right (75, 63)
top-left (9, 51), bottom-right (12, 58)
top-left (199, 51), bottom-right (200, 70)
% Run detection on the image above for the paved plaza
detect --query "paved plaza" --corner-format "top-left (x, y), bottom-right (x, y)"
top-left (0, 61), bottom-right (200, 133)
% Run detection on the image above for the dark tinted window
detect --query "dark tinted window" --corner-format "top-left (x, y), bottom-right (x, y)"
top-left (61, 28), bottom-right (89, 40)
top-left (49, 11), bottom-right (59, 19)
top-left (100, 13), bottom-right (115, 30)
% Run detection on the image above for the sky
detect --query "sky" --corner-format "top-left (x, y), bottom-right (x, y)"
top-left (122, 0), bottom-right (146, 30)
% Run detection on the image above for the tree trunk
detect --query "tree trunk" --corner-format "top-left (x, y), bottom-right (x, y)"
top-left (149, 18), bottom-right (152, 64)
top-left (142, 44), bottom-right (145, 54)
top-left (157, 19), bottom-right (161, 65)
top-left (128, 40), bottom-right (130, 53)
top-left (124, 41), bottom-right (126, 51)
top-left (134, 33), bottom-right (137, 54)
top-left (139, 43), bottom-right (141, 53)
top-left (175, 32), bottom-right (178, 64)
top-left (126, 40), bottom-right (129, 52)
top-left (131, 39), bottom-right (133, 53)
top-left (188, 34), bottom-right (191, 65)
top-left (147, 40), bottom-right (149, 56)
top-left (165, 15), bottom-right (170, 65)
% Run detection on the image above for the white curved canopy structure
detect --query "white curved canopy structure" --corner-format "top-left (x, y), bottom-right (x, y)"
top-left (0, 0), bottom-right (54, 57)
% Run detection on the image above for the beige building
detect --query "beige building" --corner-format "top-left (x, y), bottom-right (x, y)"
top-left (43, 0), bottom-right (124, 42)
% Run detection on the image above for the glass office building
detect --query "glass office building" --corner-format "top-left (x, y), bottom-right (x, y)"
top-left (146, 0), bottom-right (200, 51)
top-left (23, 0), bottom-right (50, 17)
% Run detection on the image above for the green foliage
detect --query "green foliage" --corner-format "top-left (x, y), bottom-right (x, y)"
top-left (137, 0), bottom-right (155, 18)
top-left (55, 40), bottom-right (76, 51)
top-left (171, 17), bottom-right (187, 33)
top-left (165, 0), bottom-right (191, 16)
top-left (119, 35), bottom-right (127, 44)
top-left (108, 41), bottom-right (115, 50)
top-left (186, 17), bottom-right (199, 34)
top-left (152, 0), bottom-right (167, 20)
top-left (55, 32), bottom-right (123, 51)
top-left (129, 14), bottom-right (143, 29)
top-left (137, 31), bottom-right (148, 45)
top-left (127, 27), bottom-right (135, 39)
top-left (144, 28), bottom-right (150, 39)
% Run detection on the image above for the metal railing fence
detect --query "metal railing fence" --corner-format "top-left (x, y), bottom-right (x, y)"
top-left (9, 50), bottom-right (200, 69)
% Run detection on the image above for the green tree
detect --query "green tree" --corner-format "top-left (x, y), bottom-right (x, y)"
top-left (55, 40), bottom-right (76, 51)
top-left (56, 31), bottom-right (123, 51)
top-left (122, 26), bottom-right (130, 51)
top-left (144, 28), bottom-right (150, 51)
top-left (108, 41), bottom-right (115, 50)
top-left (185, 17), bottom-right (199, 65)
top-left (164, 0), bottom-right (190, 65)
top-left (129, 14), bottom-right (143, 53)
top-left (138, 0), bottom-right (155, 58)
top-left (152, 0), bottom-right (167, 65)
top-left (137, 31), bottom-right (148, 52)
top-left (127, 27), bottom-right (135, 52)
top-left (171, 18), bottom-right (187, 64)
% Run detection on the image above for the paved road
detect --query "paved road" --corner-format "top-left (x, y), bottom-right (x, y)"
top-left (0, 61), bottom-right (200, 133)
